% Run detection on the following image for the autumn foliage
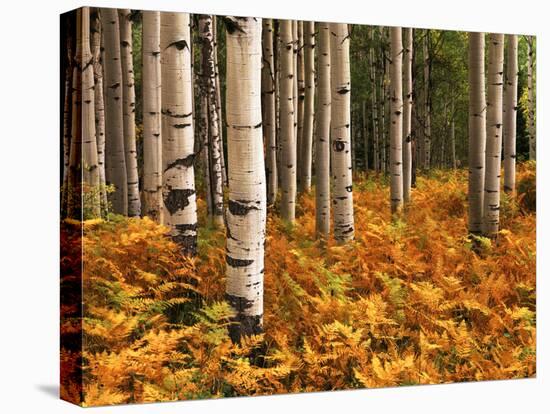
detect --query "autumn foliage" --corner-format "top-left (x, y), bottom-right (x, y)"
top-left (60, 163), bottom-right (536, 406)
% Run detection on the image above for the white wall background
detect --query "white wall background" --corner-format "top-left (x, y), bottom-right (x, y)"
top-left (0, 0), bottom-right (545, 412)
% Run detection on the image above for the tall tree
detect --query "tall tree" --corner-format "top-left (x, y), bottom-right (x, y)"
top-left (262, 19), bottom-right (278, 205)
top-left (468, 32), bottom-right (486, 237)
top-left (315, 22), bottom-right (331, 237)
top-left (118, 9), bottom-right (141, 217)
top-left (279, 20), bottom-right (296, 222)
top-left (142, 11), bottom-right (162, 221)
top-left (160, 12), bottom-right (198, 255)
top-left (527, 36), bottom-right (535, 161)
top-left (102, 8), bottom-right (128, 215)
top-left (402, 27), bottom-right (413, 203)
top-left (224, 17), bottom-right (266, 342)
top-left (330, 23), bottom-right (354, 242)
top-left (503, 34), bottom-right (518, 193)
top-left (212, 17), bottom-right (227, 187)
top-left (389, 27), bottom-right (404, 215)
top-left (62, 17), bottom-right (73, 216)
top-left (422, 30), bottom-right (431, 169)
top-left (483, 33), bottom-right (504, 239)
top-left (369, 29), bottom-right (380, 172)
top-left (298, 21), bottom-right (315, 193)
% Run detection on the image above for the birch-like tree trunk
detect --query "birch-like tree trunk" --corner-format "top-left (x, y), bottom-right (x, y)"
top-left (482, 33), bottom-right (504, 239)
top-left (503, 34), bottom-right (518, 193)
top-left (468, 32), bottom-right (487, 236)
top-left (118, 9), bottom-right (141, 217)
top-left (299, 21), bottom-right (315, 193)
top-left (212, 17), bottom-right (227, 187)
top-left (527, 36), bottom-right (535, 161)
top-left (62, 26), bottom-right (73, 214)
top-left (262, 18), bottom-right (278, 205)
top-left (200, 15), bottom-right (224, 227)
top-left (379, 34), bottom-right (387, 175)
top-left (102, 8), bottom-right (128, 215)
top-left (279, 20), bottom-right (296, 222)
top-left (450, 102), bottom-right (457, 169)
top-left (362, 101), bottom-right (369, 170)
top-left (315, 22), bottom-right (331, 237)
top-left (369, 30), bottom-right (379, 172)
top-left (330, 23), bottom-right (354, 242)
top-left (224, 17), bottom-right (266, 342)
top-left (389, 27), bottom-right (403, 215)
top-left (142, 11), bottom-right (162, 221)
top-left (296, 21), bottom-right (305, 189)
top-left (91, 9), bottom-right (107, 213)
top-left (422, 30), bottom-right (431, 170)
top-left (292, 21), bottom-right (299, 148)
top-left (402, 27), bottom-right (413, 203)
top-left (160, 12), bottom-right (198, 255)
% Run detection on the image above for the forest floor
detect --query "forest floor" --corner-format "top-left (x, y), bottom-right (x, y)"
top-left (61, 162), bottom-right (536, 407)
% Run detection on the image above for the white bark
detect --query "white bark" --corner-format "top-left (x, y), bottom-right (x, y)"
top-left (296, 21), bottom-right (305, 190)
top-left (402, 27), bottom-right (413, 203)
top-left (142, 11), bottom-right (162, 221)
top-left (527, 36), bottom-right (535, 161)
top-left (225, 17), bottom-right (266, 342)
top-left (389, 27), bottom-right (403, 215)
top-left (299, 21), bottom-right (315, 193)
top-left (315, 22), bottom-right (331, 237)
top-left (330, 23), bottom-right (354, 242)
top-left (160, 12), bottom-right (198, 255)
top-left (503, 35), bottom-right (518, 193)
top-left (423, 30), bottom-right (431, 169)
top-left (483, 33), bottom-right (504, 239)
top-left (101, 8), bottom-right (128, 215)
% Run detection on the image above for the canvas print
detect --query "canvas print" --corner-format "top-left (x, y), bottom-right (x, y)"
top-left (60, 6), bottom-right (536, 407)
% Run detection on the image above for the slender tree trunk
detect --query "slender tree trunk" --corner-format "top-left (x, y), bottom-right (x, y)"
top-left (102, 8), bottom-right (128, 215)
top-left (369, 30), bottom-right (379, 172)
top-left (503, 35), bottom-right (518, 193)
top-left (451, 100), bottom-right (457, 169)
top-left (330, 23), bottom-right (354, 242)
top-left (379, 33), bottom-right (387, 175)
top-left (262, 18), bottom-right (278, 205)
top-left (423, 30), bottom-right (431, 170)
top-left (468, 32), bottom-right (487, 236)
top-left (298, 21), bottom-right (315, 193)
top-left (212, 17), bottom-right (227, 187)
top-left (280, 20), bottom-right (296, 222)
top-left (296, 22), bottom-right (305, 190)
top-left (118, 9), bottom-right (141, 217)
top-left (62, 29), bottom-right (73, 216)
top-left (389, 27), bottom-right (404, 215)
top-left (402, 27), bottom-right (413, 203)
top-left (224, 17), bottom-right (266, 343)
top-left (363, 100), bottom-right (369, 170)
top-left (527, 36), bottom-right (535, 161)
top-left (200, 93), bottom-right (213, 216)
top-left (91, 9), bottom-right (107, 213)
top-left (315, 22), bottom-right (331, 237)
top-left (483, 33), bottom-right (504, 239)
top-left (200, 15), bottom-right (224, 227)
top-left (142, 11), bottom-right (162, 221)
top-left (160, 12), bottom-right (198, 255)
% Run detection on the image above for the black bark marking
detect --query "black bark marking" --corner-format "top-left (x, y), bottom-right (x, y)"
top-left (226, 255), bottom-right (255, 268)
top-left (167, 39), bottom-right (189, 51)
top-left (164, 154), bottom-right (196, 172)
top-left (226, 293), bottom-right (262, 343)
top-left (163, 188), bottom-right (195, 215)
top-left (162, 109), bottom-right (193, 118)
top-left (333, 141), bottom-right (345, 152)
top-left (173, 123), bottom-right (192, 129)
top-left (228, 199), bottom-right (261, 216)
top-left (337, 86), bottom-right (350, 94)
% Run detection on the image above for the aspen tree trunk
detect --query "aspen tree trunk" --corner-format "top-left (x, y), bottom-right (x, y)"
top-left (379, 33), bottom-right (387, 174)
top-left (315, 22), bottom-right (331, 237)
top-left (363, 101), bottom-right (369, 170)
top-left (369, 30), bottom-right (379, 172)
top-left (483, 33), bottom-right (504, 239)
top-left (402, 27), bottom-right (413, 203)
top-left (199, 94), bottom-right (213, 215)
top-left (118, 9), bottom-right (141, 217)
top-left (423, 30), bottom-right (431, 170)
top-left (503, 35), bottom-right (518, 193)
top-left (468, 33), bottom-right (487, 236)
top-left (91, 9), bottom-right (107, 213)
top-left (224, 17), bottom-right (266, 342)
top-left (292, 21), bottom-right (299, 147)
top-left (160, 12), bottom-right (198, 255)
top-left (200, 15), bottom-right (224, 227)
top-left (296, 21), bottom-right (305, 189)
top-left (451, 100), bottom-right (457, 169)
top-left (527, 36), bottom-right (535, 160)
top-left (262, 18), bottom-right (278, 205)
top-left (62, 29), bottom-right (73, 211)
top-left (81, 7), bottom-right (100, 218)
top-left (212, 17), bottom-right (227, 186)
top-left (102, 8), bottom-right (128, 215)
top-left (142, 11), bottom-right (162, 221)
top-left (299, 21), bottom-right (315, 193)
top-left (280, 20), bottom-right (296, 222)
top-left (389, 27), bottom-right (404, 215)
top-left (330, 23), bottom-right (354, 242)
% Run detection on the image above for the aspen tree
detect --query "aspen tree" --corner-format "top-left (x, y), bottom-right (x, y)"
top-left (160, 12), bottom-right (198, 255)
top-left (468, 32), bottom-right (486, 236)
top-left (296, 21), bottom-right (305, 189)
top-left (527, 36), bottom-right (535, 161)
top-left (503, 35), bottom-right (518, 193)
top-left (369, 29), bottom-right (379, 172)
top-left (200, 15), bottom-right (224, 227)
top-left (262, 18), bottom-right (278, 205)
top-left (299, 21), bottom-right (315, 193)
top-left (450, 100), bottom-right (457, 169)
top-left (402, 27), bottom-right (413, 203)
top-left (142, 11), bottom-right (162, 221)
top-left (483, 33), bottom-right (504, 239)
top-left (330, 23), bottom-right (354, 242)
top-left (292, 21), bottom-right (299, 145)
top-left (102, 8), bottom-right (128, 215)
top-left (389, 27), bottom-right (404, 215)
top-left (280, 20), bottom-right (296, 222)
top-left (224, 17), bottom-right (266, 342)
top-left (118, 9), bottom-right (141, 217)
top-left (423, 30), bottom-right (431, 169)
top-left (62, 23), bottom-right (73, 211)
top-left (212, 17), bottom-right (227, 186)
top-left (315, 22), bottom-right (331, 237)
